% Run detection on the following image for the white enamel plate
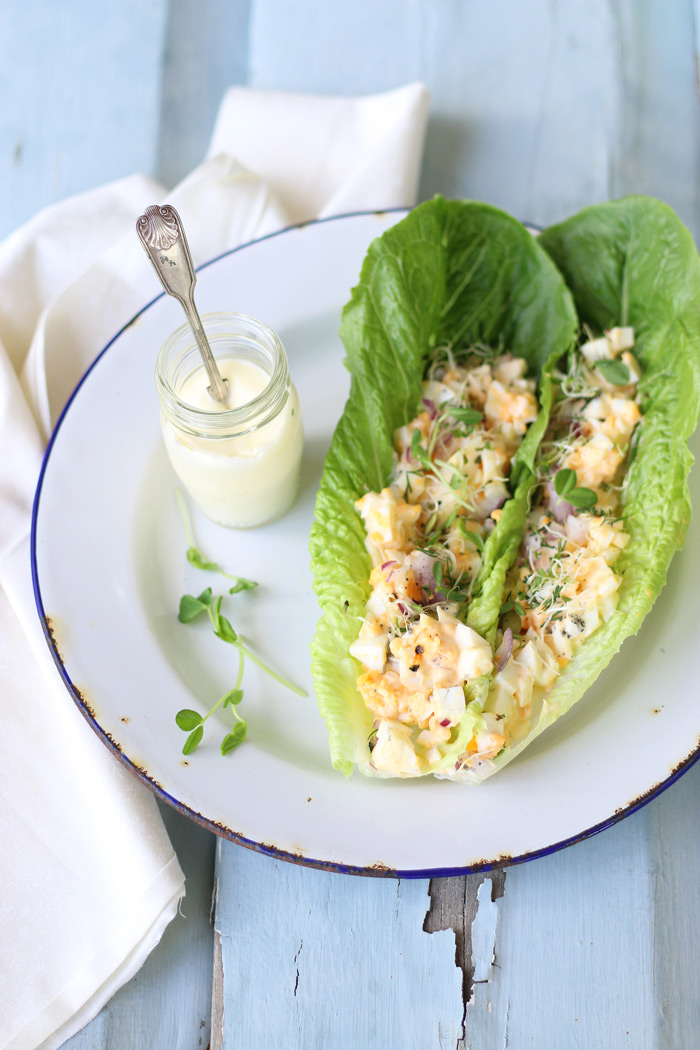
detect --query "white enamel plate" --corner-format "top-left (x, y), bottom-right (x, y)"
top-left (32, 212), bottom-right (700, 877)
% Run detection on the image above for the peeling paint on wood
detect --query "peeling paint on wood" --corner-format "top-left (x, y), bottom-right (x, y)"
top-left (470, 877), bottom-right (504, 985)
top-left (424, 874), bottom-right (506, 1048)
top-left (465, 810), bottom-right (660, 1049)
top-left (212, 843), bottom-right (464, 1049)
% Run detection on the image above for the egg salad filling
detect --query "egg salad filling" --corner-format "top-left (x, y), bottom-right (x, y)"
top-left (350, 349), bottom-right (541, 776)
top-left (458, 327), bottom-right (643, 776)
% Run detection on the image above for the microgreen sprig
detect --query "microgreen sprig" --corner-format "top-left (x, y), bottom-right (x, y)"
top-left (176, 647), bottom-right (248, 757)
top-left (175, 586), bottom-right (306, 758)
top-left (595, 360), bottom-right (630, 386)
top-left (174, 490), bottom-right (305, 757)
top-left (500, 597), bottom-right (526, 618)
top-left (447, 405), bottom-right (483, 426)
top-left (455, 519), bottom-right (485, 552)
top-left (175, 488), bottom-right (258, 593)
top-left (179, 591), bottom-right (306, 697)
top-left (553, 468), bottom-right (597, 511)
top-left (410, 428), bottom-right (475, 514)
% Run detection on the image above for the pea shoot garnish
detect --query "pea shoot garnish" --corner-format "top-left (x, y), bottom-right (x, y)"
top-left (455, 519), bottom-right (485, 552)
top-left (448, 405), bottom-right (483, 426)
top-left (174, 492), bottom-right (306, 758)
top-left (176, 677), bottom-right (246, 757)
top-left (176, 488), bottom-right (258, 593)
top-left (595, 360), bottom-right (630, 386)
top-left (553, 468), bottom-right (597, 511)
top-left (500, 596), bottom-right (526, 618)
top-left (175, 587), bottom-right (306, 756)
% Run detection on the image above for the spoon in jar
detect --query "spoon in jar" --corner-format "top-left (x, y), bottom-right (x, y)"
top-left (136, 204), bottom-right (229, 402)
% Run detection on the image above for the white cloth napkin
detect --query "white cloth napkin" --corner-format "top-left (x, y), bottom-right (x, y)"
top-left (0, 82), bottom-right (429, 1050)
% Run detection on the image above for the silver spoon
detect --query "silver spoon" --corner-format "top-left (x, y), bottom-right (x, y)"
top-left (136, 204), bottom-right (229, 402)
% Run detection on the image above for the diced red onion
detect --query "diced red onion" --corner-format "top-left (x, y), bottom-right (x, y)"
top-left (411, 551), bottom-right (439, 590)
top-left (408, 551), bottom-right (447, 604)
top-left (495, 627), bottom-right (513, 672)
top-left (478, 487), bottom-right (507, 518)
top-left (529, 542), bottom-right (553, 573)
top-left (546, 480), bottom-right (574, 523)
top-left (381, 560), bottom-right (398, 571)
top-left (440, 719), bottom-right (451, 727)
top-left (422, 398), bottom-right (438, 420)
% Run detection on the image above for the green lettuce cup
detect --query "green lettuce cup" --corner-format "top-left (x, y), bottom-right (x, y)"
top-left (309, 197), bottom-right (578, 777)
top-left (458, 196), bottom-right (700, 781)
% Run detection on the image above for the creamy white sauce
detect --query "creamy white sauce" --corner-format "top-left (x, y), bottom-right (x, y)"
top-left (162, 356), bottom-right (303, 528)
top-left (178, 358), bottom-right (266, 414)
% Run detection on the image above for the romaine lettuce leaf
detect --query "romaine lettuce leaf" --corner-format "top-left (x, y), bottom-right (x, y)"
top-left (309, 197), bottom-right (578, 776)
top-left (462, 195), bottom-right (700, 780)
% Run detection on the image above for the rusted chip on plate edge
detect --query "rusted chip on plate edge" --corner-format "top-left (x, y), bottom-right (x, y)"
top-left (42, 615), bottom-right (64, 665)
top-left (613, 739), bottom-right (700, 816)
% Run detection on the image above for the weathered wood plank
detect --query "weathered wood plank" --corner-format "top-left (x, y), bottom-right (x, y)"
top-left (465, 809), bottom-right (658, 1050)
top-left (64, 803), bottom-right (216, 1050)
top-left (5, 1), bottom-right (700, 1047)
top-left (246, 0), bottom-right (619, 225)
top-left (607, 4), bottom-right (700, 1046)
top-left (647, 764), bottom-right (700, 1050)
top-left (0, 0), bottom-right (168, 239)
top-left (424, 873), bottom-right (506, 1049)
top-left (212, 842), bottom-right (464, 1050)
top-left (210, 5), bottom-right (700, 1050)
top-left (612, 0), bottom-right (700, 238)
top-left (156, 0), bottom-right (251, 189)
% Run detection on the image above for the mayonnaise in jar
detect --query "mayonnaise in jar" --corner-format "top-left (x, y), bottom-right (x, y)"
top-left (156, 313), bottom-right (303, 528)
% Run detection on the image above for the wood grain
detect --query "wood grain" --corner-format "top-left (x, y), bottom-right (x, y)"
top-left (156, 0), bottom-right (251, 188)
top-left (246, 0), bottom-right (619, 225)
top-left (0, 0), bottom-right (168, 238)
top-left (611, 0), bottom-right (700, 234)
top-left (647, 763), bottom-right (700, 1049)
top-left (212, 842), bottom-right (466, 1049)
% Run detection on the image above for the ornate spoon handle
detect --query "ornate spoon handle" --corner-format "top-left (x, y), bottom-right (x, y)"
top-left (136, 205), bottom-right (229, 402)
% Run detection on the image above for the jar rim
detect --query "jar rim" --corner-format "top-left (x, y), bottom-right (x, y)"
top-left (155, 311), bottom-right (290, 437)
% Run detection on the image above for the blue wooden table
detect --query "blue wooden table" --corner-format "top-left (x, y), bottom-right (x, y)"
top-left (4, 2), bottom-right (700, 1047)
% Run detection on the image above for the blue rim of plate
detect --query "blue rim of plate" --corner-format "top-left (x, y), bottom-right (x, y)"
top-left (30, 208), bottom-right (700, 879)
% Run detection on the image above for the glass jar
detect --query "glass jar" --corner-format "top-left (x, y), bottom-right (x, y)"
top-left (155, 312), bottom-right (303, 528)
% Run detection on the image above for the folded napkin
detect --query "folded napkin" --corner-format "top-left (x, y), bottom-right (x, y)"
top-left (0, 82), bottom-right (429, 1050)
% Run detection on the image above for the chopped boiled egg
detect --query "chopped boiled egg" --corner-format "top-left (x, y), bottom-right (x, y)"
top-left (355, 488), bottom-right (421, 564)
top-left (349, 620), bottom-right (388, 672)
top-left (564, 431), bottom-right (624, 488)
top-left (484, 381), bottom-right (539, 438)
top-left (371, 720), bottom-right (421, 776)
top-left (581, 336), bottom-right (613, 363)
top-left (606, 326), bottom-right (635, 353)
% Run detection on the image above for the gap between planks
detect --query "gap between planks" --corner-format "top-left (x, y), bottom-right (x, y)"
top-left (211, 928), bottom-right (224, 1050)
top-left (423, 872), bottom-right (507, 1049)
